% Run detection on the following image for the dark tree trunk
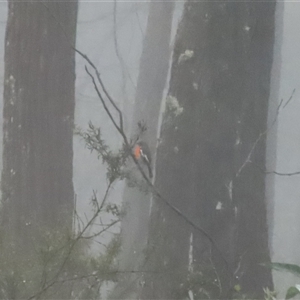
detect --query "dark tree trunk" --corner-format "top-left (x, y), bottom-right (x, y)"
top-left (1, 1), bottom-right (78, 247)
top-left (144, 1), bottom-right (277, 299)
top-left (112, 1), bottom-right (174, 298)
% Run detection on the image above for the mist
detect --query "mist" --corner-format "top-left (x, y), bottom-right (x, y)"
top-left (0, 1), bottom-right (298, 299)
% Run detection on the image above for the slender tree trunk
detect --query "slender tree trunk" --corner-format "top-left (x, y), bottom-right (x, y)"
top-left (112, 1), bottom-right (174, 298)
top-left (266, 2), bottom-right (284, 256)
top-left (144, 1), bottom-right (277, 299)
top-left (1, 1), bottom-right (78, 248)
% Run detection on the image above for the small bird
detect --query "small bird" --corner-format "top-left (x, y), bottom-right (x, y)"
top-left (133, 141), bottom-right (153, 178)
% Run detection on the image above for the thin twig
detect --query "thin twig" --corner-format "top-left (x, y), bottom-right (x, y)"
top-left (236, 89), bottom-right (295, 178)
top-left (251, 161), bottom-right (300, 177)
top-left (82, 219), bottom-right (120, 239)
top-left (75, 49), bottom-right (124, 131)
top-left (85, 66), bottom-right (122, 135)
top-left (283, 88), bottom-right (296, 109)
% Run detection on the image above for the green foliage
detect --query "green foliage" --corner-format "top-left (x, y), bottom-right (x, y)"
top-left (76, 122), bottom-right (150, 186)
top-left (0, 228), bottom-right (120, 299)
top-left (75, 121), bottom-right (153, 192)
top-left (230, 287), bottom-right (277, 300)
top-left (263, 287), bottom-right (277, 300)
top-left (262, 262), bottom-right (300, 299)
top-left (286, 286), bottom-right (300, 300)
top-left (75, 122), bottom-right (128, 183)
top-left (263, 263), bottom-right (300, 277)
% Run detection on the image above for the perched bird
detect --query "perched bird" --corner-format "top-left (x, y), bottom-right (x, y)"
top-left (133, 141), bottom-right (153, 178)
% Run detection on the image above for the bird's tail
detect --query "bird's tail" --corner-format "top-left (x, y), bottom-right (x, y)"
top-left (147, 164), bottom-right (153, 179)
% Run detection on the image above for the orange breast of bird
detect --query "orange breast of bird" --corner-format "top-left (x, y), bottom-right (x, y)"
top-left (134, 145), bottom-right (141, 159)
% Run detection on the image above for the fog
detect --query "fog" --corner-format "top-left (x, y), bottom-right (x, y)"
top-left (0, 1), bottom-right (299, 299)
top-left (271, 2), bottom-right (300, 297)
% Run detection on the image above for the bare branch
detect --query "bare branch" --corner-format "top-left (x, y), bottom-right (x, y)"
top-left (251, 161), bottom-right (300, 177)
top-left (85, 66), bottom-right (122, 135)
top-left (77, 50), bottom-right (124, 131)
top-left (283, 88), bottom-right (296, 109)
top-left (82, 219), bottom-right (120, 239)
top-left (267, 170), bottom-right (300, 176)
top-left (236, 89), bottom-right (296, 178)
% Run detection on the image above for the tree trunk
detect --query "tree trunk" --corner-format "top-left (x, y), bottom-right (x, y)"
top-left (144, 1), bottom-right (277, 299)
top-left (112, 1), bottom-right (174, 298)
top-left (1, 1), bottom-right (78, 248)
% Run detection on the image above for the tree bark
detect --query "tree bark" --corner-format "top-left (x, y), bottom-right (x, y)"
top-left (112, 1), bottom-right (174, 298)
top-left (1, 1), bottom-right (78, 248)
top-left (144, 1), bottom-right (277, 299)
